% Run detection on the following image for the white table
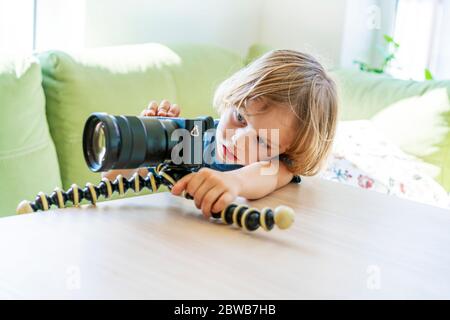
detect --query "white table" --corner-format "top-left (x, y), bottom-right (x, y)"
top-left (0, 177), bottom-right (449, 299)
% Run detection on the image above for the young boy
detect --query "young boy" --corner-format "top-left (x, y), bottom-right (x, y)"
top-left (105, 50), bottom-right (338, 218)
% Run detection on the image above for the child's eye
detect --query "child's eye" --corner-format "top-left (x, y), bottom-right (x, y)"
top-left (257, 136), bottom-right (266, 146)
top-left (234, 109), bottom-right (247, 125)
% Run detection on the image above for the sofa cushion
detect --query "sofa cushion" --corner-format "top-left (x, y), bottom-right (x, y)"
top-left (38, 43), bottom-right (243, 189)
top-left (0, 56), bottom-right (62, 217)
top-left (371, 88), bottom-right (450, 158)
top-left (331, 69), bottom-right (450, 192)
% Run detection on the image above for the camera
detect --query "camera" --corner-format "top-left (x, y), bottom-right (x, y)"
top-left (82, 113), bottom-right (215, 172)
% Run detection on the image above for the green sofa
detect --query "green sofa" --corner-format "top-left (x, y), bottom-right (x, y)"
top-left (0, 43), bottom-right (449, 217)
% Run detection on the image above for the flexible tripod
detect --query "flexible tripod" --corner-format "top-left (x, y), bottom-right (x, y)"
top-left (16, 162), bottom-right (295, 232)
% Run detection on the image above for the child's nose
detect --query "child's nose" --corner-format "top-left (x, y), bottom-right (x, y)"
top-left (231, 128), bottom-right (258, 148)
top-left (231, 128), bottom-right (259, 162)
top-left (232, 127), bottom-right (252, 141)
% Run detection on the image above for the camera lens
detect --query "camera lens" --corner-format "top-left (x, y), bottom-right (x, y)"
top-left (83, 113), bottom-right (121, 172)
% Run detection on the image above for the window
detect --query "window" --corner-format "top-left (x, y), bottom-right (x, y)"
top-left (0, 0), bottom-right (85, 52)
top-left (35, 0), bottom-right (86, 51)
top-left (0, 0), bottom-right (35, 52)
top-left (391, 0), bottom-right (449, 80)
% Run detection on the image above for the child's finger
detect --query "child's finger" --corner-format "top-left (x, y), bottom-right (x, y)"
top-left (211, 192), bottom-right (234, 214)
top-left (137, 167), bottom-right (149, 177)
top-left (200, 186), bottom-right (225, 218)
top-left (142, 101), bottom-right (158, 116)
top-left (167, 104), bottom-right (180, 117)
top-left (192, 178), bottom-right (215, 209)
top-left (171, 173), bottom-right (193, 196)
top-left (186, 173), bottom-right (209, 199)
top-left (141, 109), bottom-right (155, 116)
top-left (157, 100), bottom-right (171, 116)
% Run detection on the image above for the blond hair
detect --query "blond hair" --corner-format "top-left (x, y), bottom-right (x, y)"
top-left (213, 49), bottom-right (338, 176)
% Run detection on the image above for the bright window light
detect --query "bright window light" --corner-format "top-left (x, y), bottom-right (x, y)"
top-left (35, 0), bottom-right (86, 51)
top-left (391, 0), bottom-right (443, 80)
top-left (0, 0), bottom-right (35, 52)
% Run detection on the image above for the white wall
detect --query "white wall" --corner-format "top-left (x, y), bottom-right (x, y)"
top-left (33, 0), bottom-right (395, 69)
top-left (371, 0), bottom-right (398, 66)
top-left (340, 0), bottom-right (378, 68)
top-left (84, 0), bottom-right (362, 68)
top-left (0, 0), bottom-right (34, 52)
top-left (35, 0), bottom-right (351, 64)
top-left (83, 0), bottom-right (392, 69)
top-left (84, 0), bottom-right (263, 56)
top-left (35, 0), bottom-right (262, 56)
top-left (36, 0), bottom-right (86, 50)
top-left (259, 0), bottom-right (397, 68)
top-left (340, 0), bottom-right (397, 68)
top-left (260, 0), bottom-right (348, 68)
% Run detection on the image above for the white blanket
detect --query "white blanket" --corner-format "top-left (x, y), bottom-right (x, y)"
top-left (320, 120), bottom-right (450, 209)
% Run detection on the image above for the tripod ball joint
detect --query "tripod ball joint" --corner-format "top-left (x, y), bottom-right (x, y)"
top-left (16, 200), bottom-right (34, 215)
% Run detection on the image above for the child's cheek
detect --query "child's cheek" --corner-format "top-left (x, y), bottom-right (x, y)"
top-left (214, 128), bottom-right (226, 162)
top-left (215, 113), bottom-right (233, 161)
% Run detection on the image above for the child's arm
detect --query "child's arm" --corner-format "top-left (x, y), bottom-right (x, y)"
top-left (171, 160), bottom-right (293, 217)
top-left (103, 100), bottom-right (180, 180)
top-left (228, 159), bottom-right (294, 200)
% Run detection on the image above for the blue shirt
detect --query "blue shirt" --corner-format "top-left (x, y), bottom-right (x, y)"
top-left (203, 119), bottom-right (301, 184)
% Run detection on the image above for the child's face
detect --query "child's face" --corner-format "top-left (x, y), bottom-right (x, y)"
top-left (215, 98), bottom-right (296, 165)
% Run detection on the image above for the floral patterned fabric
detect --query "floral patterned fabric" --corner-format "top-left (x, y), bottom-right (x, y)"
top-left (320, 121), bottom-right (450, 209)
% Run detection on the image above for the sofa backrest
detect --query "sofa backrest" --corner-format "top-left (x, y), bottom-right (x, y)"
top-left (38, 43), bottom-right (244, 190)
top-left (331, 69), bottom-right (450, 120)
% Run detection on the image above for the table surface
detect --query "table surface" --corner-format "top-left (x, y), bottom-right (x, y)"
top-left (0, 177), bottom-right (449, 299)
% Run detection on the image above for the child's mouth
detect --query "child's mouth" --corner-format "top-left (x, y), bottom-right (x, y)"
top-left (222, 144), bottom-right (238, 161)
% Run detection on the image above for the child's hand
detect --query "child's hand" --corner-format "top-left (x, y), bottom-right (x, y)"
top-left (104, 100), bottom-right (180, 181)
top-left (140, 100), bottom-right (181, 117)
top-left (171, 168), bottom-right (241, 218)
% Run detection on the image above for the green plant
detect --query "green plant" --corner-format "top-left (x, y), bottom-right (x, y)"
top-left (353, 34), bottom-right (434, 81)
top-left (424, 68), bottom-right (434, 80)
top-left (354, 34), bottom-right (399, 74)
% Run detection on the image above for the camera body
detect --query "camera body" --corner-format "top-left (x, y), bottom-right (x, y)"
top-left (82, 113), bottom-right (215, 172)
